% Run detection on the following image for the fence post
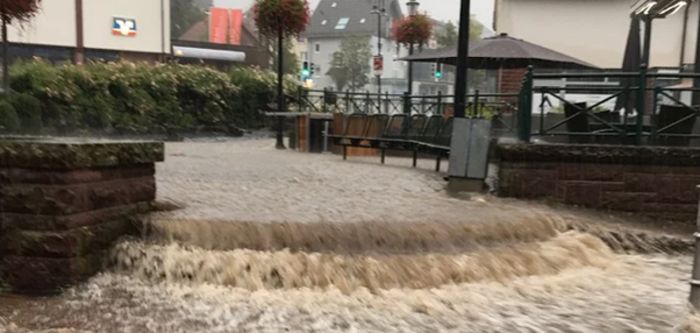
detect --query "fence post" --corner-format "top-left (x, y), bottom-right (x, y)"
top-left (403, 92), bottom-right (411, 114)
top-left (384, 91), bottom-right (390, 114)
top-left (297, 86), bottom-right (304, 112)
top-left (473, 90), bottom-right (480, 117)
top-left (539, 89), bottom-right (546, 136)
top-left (517, 66), bottom-right (534, 142)
top-left (690, 185), bottom-right (700, 309)
top-left (365, 91), bottom-right (370, 113)
top-left (636, 64), bottom-right (647, 145)
top-left (437, 91), bottom-right (443, 115)
top-left (322, 88), bottom-right (328, 113)
top-left (345, 90), bottom-right (350, 114)
top-left (651, 86), bottom-right (661, 144)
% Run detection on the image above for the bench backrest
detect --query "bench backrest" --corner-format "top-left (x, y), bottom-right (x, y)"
top-left (657, 104), bottom-right (697, 146)
top-left (384, 115), bottom-right (408, 138)
top-left (435, 117), bottom-right (454, 147)
top-left (564, 102), bottom-right (589, 133)
top-left (405, 115), bottom-right (428, 139)
top-left (344, 114), bottom-right (368, 137)
top-left (365, 114), bottom-right (390, 138)
top-left (420, 115), bottom-right (445, 143)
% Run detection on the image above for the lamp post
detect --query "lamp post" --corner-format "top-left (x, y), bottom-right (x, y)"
top-left (372, 4), bottom-right (386, 112)
top-left (453, 0), bottom-right (471, 118)
top-left (406, 0), bottom-right (419, 96)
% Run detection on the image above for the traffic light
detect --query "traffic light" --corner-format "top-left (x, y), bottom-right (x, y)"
top-left (434, 63), bottom-right (443, 79)
top-left (310, 62), bottom-right (316, 76)
top-left (302, 61), bottom-right (310, 78)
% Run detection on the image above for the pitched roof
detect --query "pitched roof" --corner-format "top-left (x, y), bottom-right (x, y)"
top-left (305, 0), bottom-right (403, 39)
top-left (401, 33), bottom-right (598, 70)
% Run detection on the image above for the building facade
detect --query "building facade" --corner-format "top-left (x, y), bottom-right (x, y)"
top-left (8, 0), bottom-right (171, 63)
top-left (494, 0), bottom-right (698, 69)
top-left (304, 0), bottom-right (408, 93)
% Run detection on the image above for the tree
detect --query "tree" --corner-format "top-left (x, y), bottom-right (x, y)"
top-left (1, 0), bottom-right (41, 93)
top-left (171, 0), bottom-right (207, 39)
top-left (327, 36), bottom-right (372, 92)
top-left (436, 18), bottom-right (484, 49)
top-left (254, 0), bottom-right (309, 149)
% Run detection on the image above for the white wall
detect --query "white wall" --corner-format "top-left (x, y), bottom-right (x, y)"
top-left (495, 0), bottom-right (697, 68)
top-left (9, 0), bottom-right (76, 47)
top-left (8, 0), bottom-right (170, 54)
top-left (83, 0), bottom-right (170, 54)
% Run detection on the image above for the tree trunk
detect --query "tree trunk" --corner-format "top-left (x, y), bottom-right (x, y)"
top-left (275, 26), bottom-right (286, 149)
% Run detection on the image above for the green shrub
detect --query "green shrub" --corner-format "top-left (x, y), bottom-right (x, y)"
top-left (0, 100), bottom-right (20, 132)
top-left (7, 60), bottom-right (282, 134)
top-left (10, 93), bottom-right (43, 132)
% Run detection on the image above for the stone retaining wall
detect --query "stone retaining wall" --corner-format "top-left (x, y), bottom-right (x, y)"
top-left (497, 143), bottom-right (700, 222)
top-left (0, 139), bottom-right (164, 294)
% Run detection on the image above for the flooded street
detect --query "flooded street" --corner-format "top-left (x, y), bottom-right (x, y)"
top-left (1, 137), bottom-right (698, 332)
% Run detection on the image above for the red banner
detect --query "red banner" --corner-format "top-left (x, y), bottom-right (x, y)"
top-left (229, 9), bottom-right (243, 45)
top-left (209, 8), bottom-right (229, 44)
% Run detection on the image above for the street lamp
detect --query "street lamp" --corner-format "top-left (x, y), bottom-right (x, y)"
top-left (454, 0), bottom-right (471, 119)
top-left (372, 4), bottom-right (386, 111)
top-left (406, 0), bottom-right (420, 16)
top-left (406, 0), bottom-right (419, 96)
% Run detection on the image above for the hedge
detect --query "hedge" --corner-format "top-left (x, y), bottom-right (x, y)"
top-left (7, 60), bottom-right (294, 136)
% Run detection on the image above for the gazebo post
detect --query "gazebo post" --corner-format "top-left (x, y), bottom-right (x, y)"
top-left (447, 0), bottom-right (492, 193)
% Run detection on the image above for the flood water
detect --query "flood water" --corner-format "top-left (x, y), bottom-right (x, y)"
top-left (1, 138), bottom-right (698, 332)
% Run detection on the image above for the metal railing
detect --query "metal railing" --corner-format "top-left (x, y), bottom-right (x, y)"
top-left (517, 66), bottom-right (700, 146)
top-left (289, 88), bottom-right (519, 119)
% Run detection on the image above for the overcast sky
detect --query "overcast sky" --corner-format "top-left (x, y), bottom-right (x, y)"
top-left (214, 0), bottom-right (495, 30)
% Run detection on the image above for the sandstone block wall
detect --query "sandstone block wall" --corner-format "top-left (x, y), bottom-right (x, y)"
top-left (497, 143), bottom-right (700, 222)
top-left (0, 140), bottom-right (164, 294)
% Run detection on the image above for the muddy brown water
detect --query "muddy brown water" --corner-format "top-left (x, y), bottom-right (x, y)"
top-left (1, 139), bottom-right (699, 332)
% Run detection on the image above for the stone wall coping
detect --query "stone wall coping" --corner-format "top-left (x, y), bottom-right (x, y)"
top-left (497, 142), bottom-right (700, 166)
top-left (0, 139), bottom-right (164, 169)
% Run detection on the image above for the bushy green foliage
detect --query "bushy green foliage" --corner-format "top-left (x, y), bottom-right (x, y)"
top-left (0, 100), bottom-right (20, 132)
top-left (8, 60), bottom-right (282, 135)
top-left (10, 93), bottom-right (42, 131)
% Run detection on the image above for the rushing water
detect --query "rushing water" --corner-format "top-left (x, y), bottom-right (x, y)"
top-left (1, 139), bottom-right (697, 332)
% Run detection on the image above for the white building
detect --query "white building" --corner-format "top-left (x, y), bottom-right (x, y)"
top-left (304, 0), bottom-right (411, 94)
top-left (494, 0), bottom-right (698, 68)
top-left (8, 0), bottom-right (170, 63)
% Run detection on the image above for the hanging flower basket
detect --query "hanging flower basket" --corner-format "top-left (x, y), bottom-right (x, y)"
top-left (391, 14), bottom-right (432, 48)
top-left (0, 0), bottom-right (41, 23)
top-left (254, 0), bottom-right (310, 38)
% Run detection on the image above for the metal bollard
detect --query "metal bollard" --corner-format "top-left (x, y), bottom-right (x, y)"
top-left (690, 184), bottom-right (700, 309)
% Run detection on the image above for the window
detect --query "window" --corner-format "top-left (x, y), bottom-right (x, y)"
top-left (335, 17), bottom-right (349, 30)
top-left (315, 43), bottom-right (320, 53)
top-left (302, 52), bottom-right (308, 61)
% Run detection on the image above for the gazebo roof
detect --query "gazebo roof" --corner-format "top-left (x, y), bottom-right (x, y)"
top-left (400, 33), bottom-right (598, 70)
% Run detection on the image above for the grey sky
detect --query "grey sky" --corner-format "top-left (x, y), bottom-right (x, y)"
top-left (214, 0), bottom-right (495, 30)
